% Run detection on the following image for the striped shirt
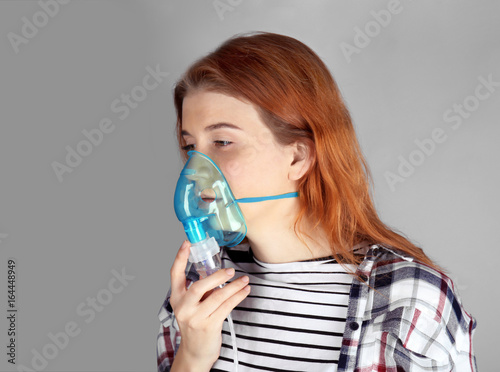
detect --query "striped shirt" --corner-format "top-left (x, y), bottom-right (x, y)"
top-left (212, 245), bottom-right (355, 371)
top-left (157, 244), bottom-right (478, 371)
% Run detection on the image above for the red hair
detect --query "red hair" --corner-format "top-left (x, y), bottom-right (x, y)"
top-left (174, 32), bottom-right (437, 269)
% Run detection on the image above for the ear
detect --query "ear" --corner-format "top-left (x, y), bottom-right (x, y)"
top-left (288, 140), bottom-right (314, 181)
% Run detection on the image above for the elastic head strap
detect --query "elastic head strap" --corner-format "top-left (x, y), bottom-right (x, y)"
top-left (235, 192), bottom-right (299, 203)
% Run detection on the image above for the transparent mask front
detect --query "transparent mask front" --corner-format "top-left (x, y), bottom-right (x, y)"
top-left (173, 150), bottom-right (247, 247)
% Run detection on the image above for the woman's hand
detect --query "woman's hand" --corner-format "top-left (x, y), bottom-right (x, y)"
top-left (169, 241), bottom-right (250, 372)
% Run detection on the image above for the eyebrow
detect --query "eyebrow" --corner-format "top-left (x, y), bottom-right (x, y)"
top-left (181, 122), bottom-right (242, 137)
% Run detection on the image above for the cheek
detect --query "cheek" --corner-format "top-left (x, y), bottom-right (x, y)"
top-left (224, 159), bottom-right (244, 178)
top-left (222, 144), bottom-right (262, 180)
top-left (220, 160), bottom-right (250, 200)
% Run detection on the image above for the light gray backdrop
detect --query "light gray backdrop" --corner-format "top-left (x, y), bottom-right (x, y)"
top-left (1, 1), bottom-right (498, 371)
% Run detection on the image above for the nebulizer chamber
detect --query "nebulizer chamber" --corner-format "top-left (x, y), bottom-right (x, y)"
top-left (174, 150), bottom-right (246, 370)
top-left (183, 216), bottom-right (222, 279)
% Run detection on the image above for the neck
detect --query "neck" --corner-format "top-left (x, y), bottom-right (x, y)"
top-left (244, 199), bottom-right (332, 264)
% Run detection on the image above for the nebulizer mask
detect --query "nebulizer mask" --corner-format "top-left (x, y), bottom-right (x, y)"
top-left (173, 150), bottom-right (298, 371)
top-left (174, 150), bottom-right (248, 277)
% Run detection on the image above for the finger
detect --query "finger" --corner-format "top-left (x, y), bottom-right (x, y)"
top-left (211, 284), bottom-right (251, 324)
top-left (170, 240), bottom-right (191, 297)
top-left (184, 268), bottom-right (236, 306)
top-left (200, 275), bottom-right (250, 313)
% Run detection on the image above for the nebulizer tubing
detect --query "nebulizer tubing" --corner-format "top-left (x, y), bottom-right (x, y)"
top-left (183, 217), bottom-right (239, 371)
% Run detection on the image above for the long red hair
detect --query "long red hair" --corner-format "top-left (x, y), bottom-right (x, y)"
top-left (173, 32), bottom-right (437, 269)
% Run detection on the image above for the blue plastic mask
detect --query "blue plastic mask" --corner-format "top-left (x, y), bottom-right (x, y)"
top-left (173, 150), bottom-right (298, 247)
top-left (174, 151), bottom-right (247, 247)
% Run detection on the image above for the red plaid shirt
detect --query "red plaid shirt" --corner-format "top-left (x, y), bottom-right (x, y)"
top-left (157, 245), bottom-right (477, 371)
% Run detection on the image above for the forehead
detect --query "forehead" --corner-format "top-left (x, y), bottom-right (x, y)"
top-left (181, 91), bottom-right (263, 131)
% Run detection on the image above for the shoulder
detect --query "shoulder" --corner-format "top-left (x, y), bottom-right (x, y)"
top-left (357, 245), bottom-right (477, 366)
top-left (363, 245), bottom-right (469, 320)
top-left (366, 246), bottom-right (458, 305)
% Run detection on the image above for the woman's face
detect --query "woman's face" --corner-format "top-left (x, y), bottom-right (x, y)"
top-left (181, 90), bottom-right (298, 226)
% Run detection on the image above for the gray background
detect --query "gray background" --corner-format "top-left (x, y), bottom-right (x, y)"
top-left (0, 0), bottom-right (498, 371)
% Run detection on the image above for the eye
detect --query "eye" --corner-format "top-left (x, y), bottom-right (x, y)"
top-left (182, 144), bottom-right (195, 151)
top-left (214, 140), bottom-right (232, 147)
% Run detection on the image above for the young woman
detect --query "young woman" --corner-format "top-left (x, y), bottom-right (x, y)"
top-left (157, 32), bottom-right (477, 372)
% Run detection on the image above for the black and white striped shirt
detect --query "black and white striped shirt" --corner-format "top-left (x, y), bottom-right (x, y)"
top-left (213, 245), bottom-right (356, 372)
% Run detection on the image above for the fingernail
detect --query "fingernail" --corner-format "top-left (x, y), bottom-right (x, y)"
top-left (244, 285), bottom-right (251, 292)
top-left (240, 276), bottom-right (249, 283)
top-left (181, 240), bottom-right (189, 249)
top-left (225, 268), bottom-right (235, 276)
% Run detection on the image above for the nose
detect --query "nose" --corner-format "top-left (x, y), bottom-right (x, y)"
top-left (192, 145), bottom-right (211, 159)
top-left (191, 148), bottom-right (222, 170)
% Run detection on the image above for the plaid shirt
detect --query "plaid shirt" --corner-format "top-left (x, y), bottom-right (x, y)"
top-left (157, 245), bottom-right (477, 371)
